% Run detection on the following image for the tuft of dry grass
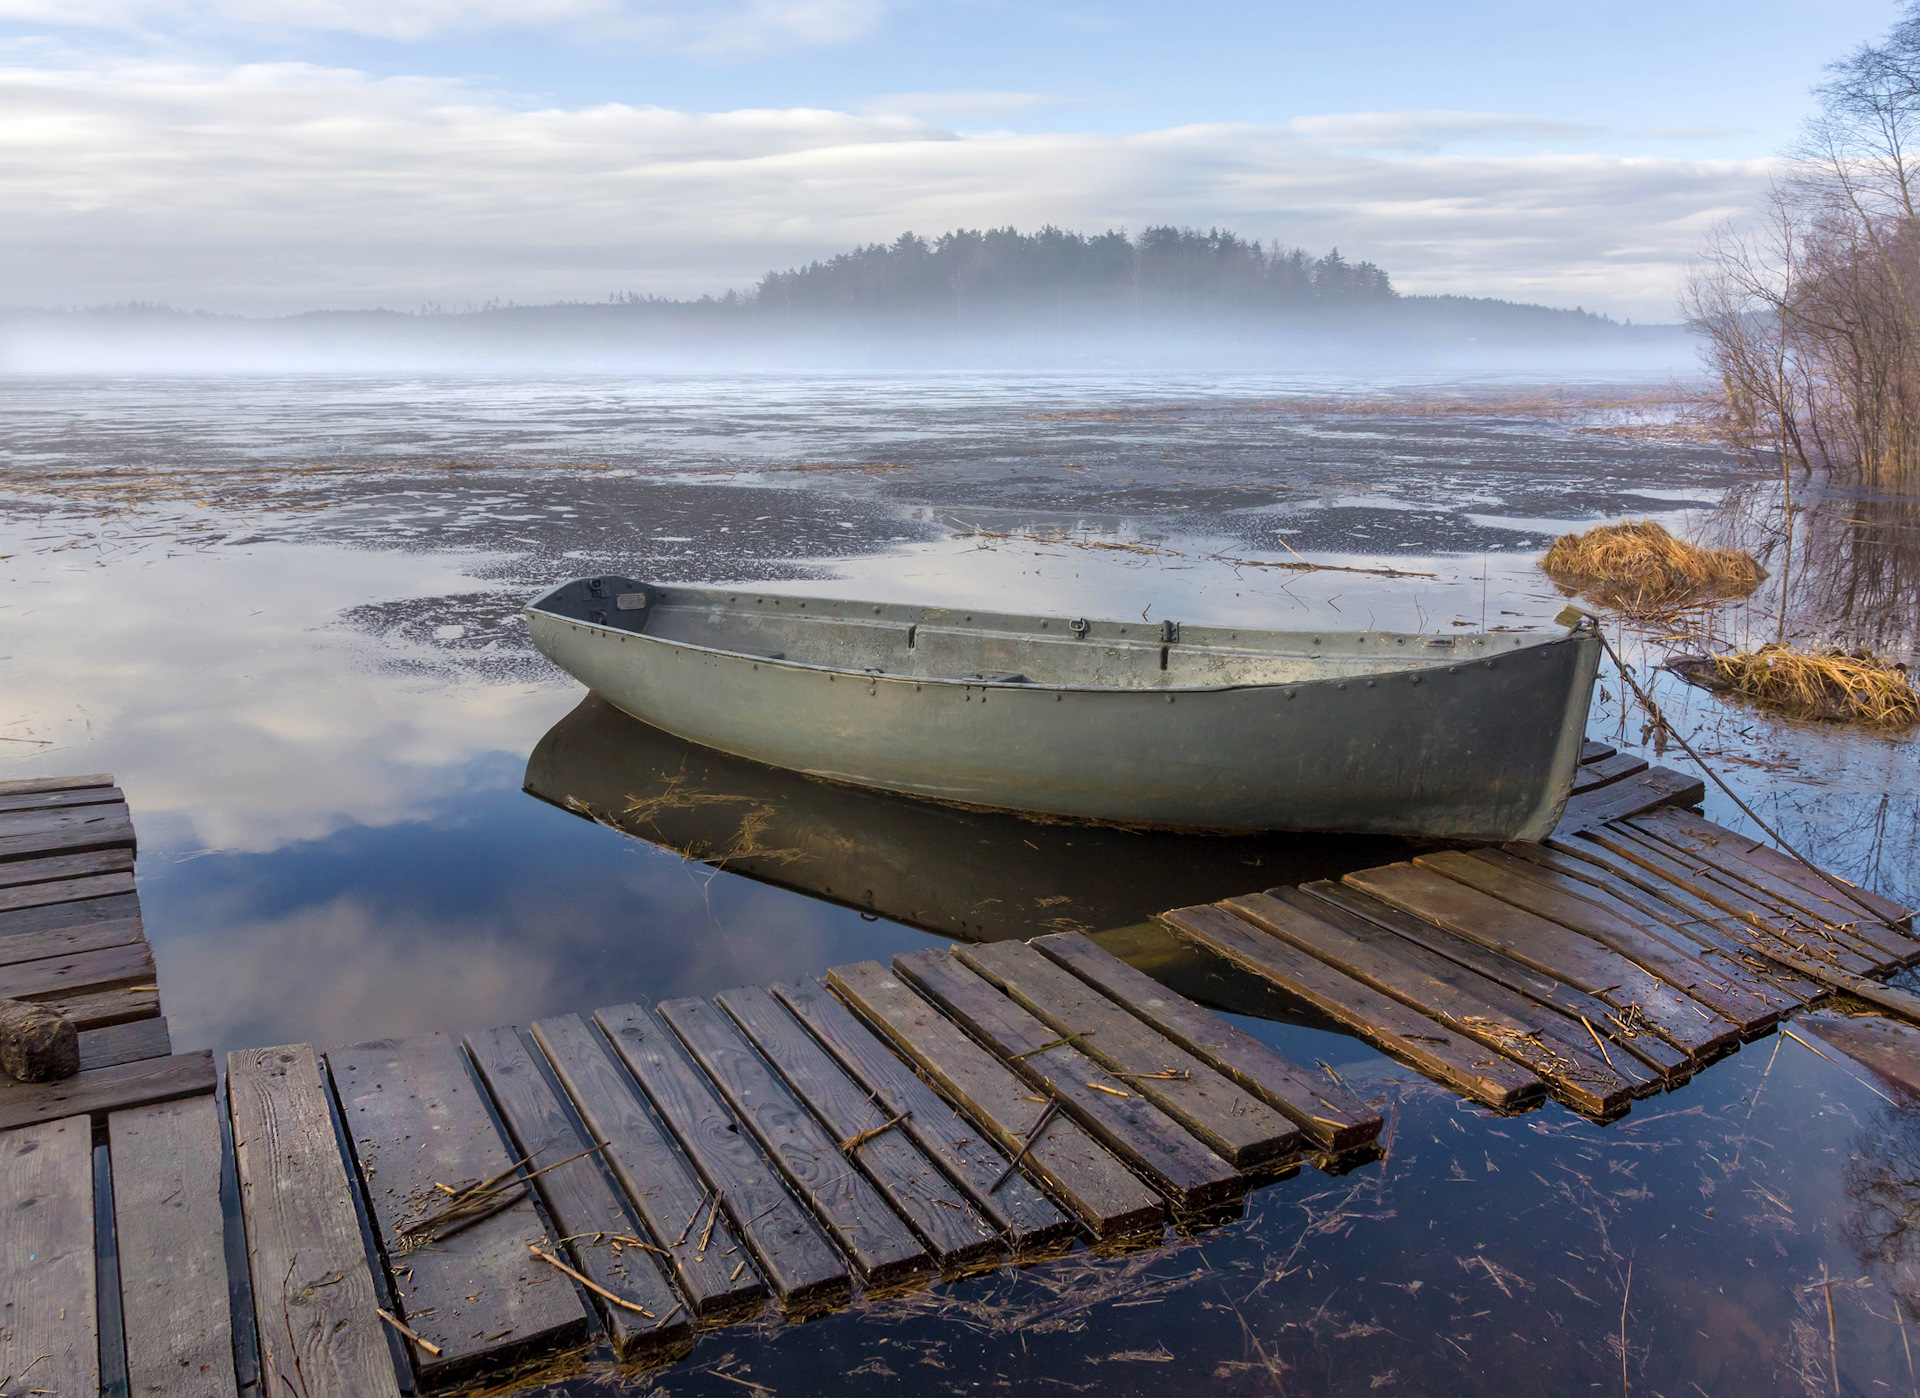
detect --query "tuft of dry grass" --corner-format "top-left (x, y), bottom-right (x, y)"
top-left (1540, 519), bottom-right (1766, 617)
top-left (1671, 643), bottom-right (1920, 727)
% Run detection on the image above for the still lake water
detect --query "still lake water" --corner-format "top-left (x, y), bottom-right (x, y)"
top-left (4, 371), bottom-right (1919, 1394)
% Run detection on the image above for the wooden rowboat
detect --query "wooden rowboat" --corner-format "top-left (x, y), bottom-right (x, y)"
top-left (525, 577), bottom-right (1600, 840)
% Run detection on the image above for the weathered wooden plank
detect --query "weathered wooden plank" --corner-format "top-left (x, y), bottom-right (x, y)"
top-left (1223, 892), bottom-right (1639, 1114)
top-left (769, 978), bottom-right (1074, 1253)
top-left (531, 1014), bottom-right (765, 1320)
top-left (1342, 864), bottom-right (1740, 1059)
top-left (1569, 752), bottom-right (1649, 796)
top-left (1553, 765), bottom-right (1704, 834)
top-left (596, 1003), bottom-right (851, 1313)
top-left (954, 940), bottom-right (1304, 1167)
top-left (824, 961), bottom-right (1163, 1240)
top-left (1297, 881), bottom-right (1693, 1081)
top-left (1636, 807), bottom-right (1911, 928)
top-left (0, 804), bottom-right (137, 853)
top-left (717, 984), bottom-right (1004, 1274)
top-left (1476, 846), bottom-right (1822, 1009)
top-left (0, 1115), bottom-right (98, 1398)
top-left (42, 983), bottom-right (161, 1033)
top-left (1029, 932), bottom-right (1381, 1152)
top-left (0, 846), bottom-right (135, 889)
top-left (0, 1050), bottom-right (213, 1134)
top-left (227, 1044), bottom-right (399, 1398)
top-left (0, 869), bottom-right (137, 915)
top-left (110, 1096), bottom-right (238, 1398)
top-left (80, 1015), bottom-right (172, 1072)
top-left (0, 772), bottom-right (113, 798)
top-left (329, 1033), bottom-right (587, 1381)
top-left (465, 1027), bottom-right (692, 1362)
top-left (894, 948), bottom-right (1248, 1209)
top-left (1628, 810), bottom-right (1920, 963)
top-left (659, 996), bottom-right (932, 1289)
top-left (1162, 904), bottom-right (1547, 1111)
top-left (0, 785), bottom-right (128, 816)
top-left (1804, 1016), bottom-right (1920, 1096)
top-left (1579, 740), bottom-right (1618, 764)
top-left (0, 939), bottom-right (154, 1002)
top-left (1572, 827), bottom-right (1894, 975)
top-left (1416, 848), bottom-right (1779, 1036)
top-left (0, 890), bottom-right (141, 939)
top-left (1540, 835), bottom-right (1883, 981)
top-left (0, 914), bottom-right (146, 967)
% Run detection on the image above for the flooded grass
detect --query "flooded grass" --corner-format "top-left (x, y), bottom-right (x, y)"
top-left (1672, 644), bottom-right (1920, 728)
top-left (1541, 518), bottom-right (1766, 618)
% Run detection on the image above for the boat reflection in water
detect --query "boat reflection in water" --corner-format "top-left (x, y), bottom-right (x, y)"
top-left (525, 695), bottom-right (1414, 1020)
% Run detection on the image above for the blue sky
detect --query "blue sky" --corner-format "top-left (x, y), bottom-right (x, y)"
top-left (0, 0), bottom-right (1897, 316)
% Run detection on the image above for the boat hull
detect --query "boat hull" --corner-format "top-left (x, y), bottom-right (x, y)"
top-left (525, 595), bottom-right (1599, 840)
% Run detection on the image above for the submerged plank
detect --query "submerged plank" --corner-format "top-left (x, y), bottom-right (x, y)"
top-left (719, 985), bottom-right (1003, 1274)
top-left (824, 961), bottom-right (1163, 1240)
top-left (0, 845), bottom-right (134, 889)
top-left (532, 1013), bottom-right (765, 1321)
top-left (660, 996), bottom-right (932, 1289)
top-left (1162, 903), bottom-right (1547, 1111)
top-left (894, 948), bottom-right (1247, 1210)
top-left (0, 1049), bottom-right (213, 1134)
top-left (770, 977), bottom-right (1074, 1254)
top-left (0, 1115), bottom-right (97, 1398)
top-left (466, 1027), bottom-right (691, 1362)
top-left (1224, 892), bottom-right (1637, 1115)
top-left (227, 1045), bottom-right (399, 1398)
top-left (1296, 882), bottom-right (1692, 1081)
top-left (596, 1003), bottom-right (851, 1313)
top-left (110, 1096), bottom-right (238, 1398)
top-left (1804, 1016), bottom-right (1920, 1096)
top-left (329, 1032), bottom-right (587, 1381)
top-left (1416, 848), bottom-right (1779, 1035)
top-left (955, 940), bottom-right (1304, 1166)
top-left (1553, 765), bottom-right (1704, 834)
top-left (1342, 863), bottom-right (1740, 1060)
top-left (0, 772), bottom-right (114, 798)
top-left (1030, 932), bottom-right (1380, 1152)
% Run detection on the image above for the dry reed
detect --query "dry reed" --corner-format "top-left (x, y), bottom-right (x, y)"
top-left (1672, 643), bottom-right (1920, 728)
top-left (1540, 519), bottom-right (1765, 617)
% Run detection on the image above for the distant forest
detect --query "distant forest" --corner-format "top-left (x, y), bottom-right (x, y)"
top-left (611, 226), bottom-right (1398, 320)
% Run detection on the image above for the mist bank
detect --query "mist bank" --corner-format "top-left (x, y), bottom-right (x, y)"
top-left (0, 298), bottom-right (1696, 376)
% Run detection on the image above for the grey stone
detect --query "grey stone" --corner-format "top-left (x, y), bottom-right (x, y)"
top-left (0, 999), bottom-right (80, 1082)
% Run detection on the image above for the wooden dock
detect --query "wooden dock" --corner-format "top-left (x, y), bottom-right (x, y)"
top-left (2, 747), bottom-right (1913, 1396)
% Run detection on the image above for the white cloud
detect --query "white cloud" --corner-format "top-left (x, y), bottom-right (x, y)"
top-left (0, 0), bottom-right (884, 47)
top-left (861, 89), bottom-right (1064, 120)
top-left (1287, 110), bottom-right (1603, 153)
top-left (0, 60), bottom-right (1774, 317)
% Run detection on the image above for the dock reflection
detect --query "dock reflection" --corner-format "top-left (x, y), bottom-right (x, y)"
top-left (524, 695), bottom-right (1412, 1021)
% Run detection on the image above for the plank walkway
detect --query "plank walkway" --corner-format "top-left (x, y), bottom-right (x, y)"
top-left (5, 748), bottom-right (1913, 1396)
top-left (0, 774), bottom-right (227, 1398)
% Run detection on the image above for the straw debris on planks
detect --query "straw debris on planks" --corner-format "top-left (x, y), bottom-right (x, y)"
top-left (1540, 519), bottom-right (1765, 618)
top-left (1668, 643), bottom-right (1920, 728)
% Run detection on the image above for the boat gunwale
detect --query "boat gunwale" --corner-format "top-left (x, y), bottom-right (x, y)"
top-left (524, 585), bottom-right (1580, 698)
